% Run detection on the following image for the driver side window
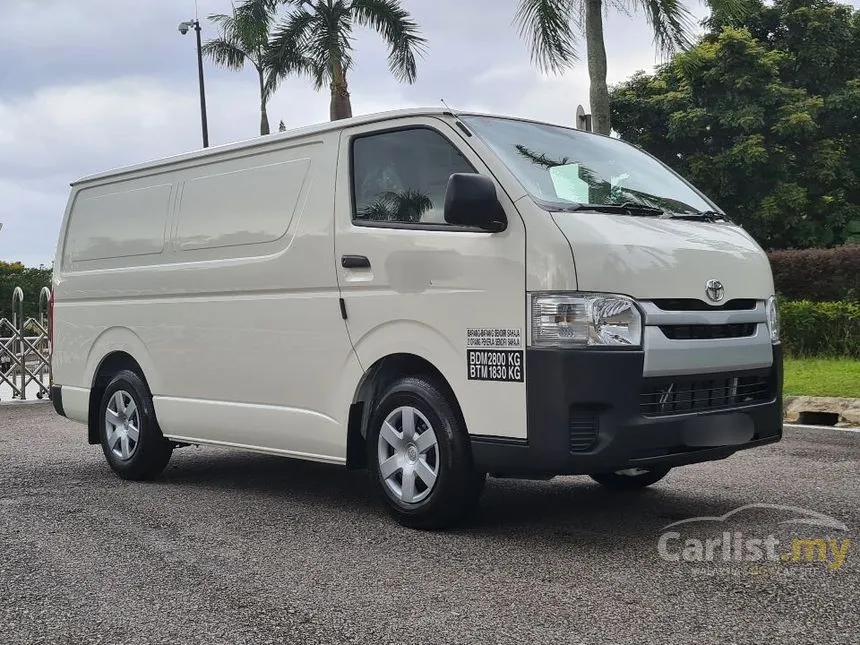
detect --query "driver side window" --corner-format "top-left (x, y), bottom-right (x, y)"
top-left (351, 127), bottom-right (476, 226)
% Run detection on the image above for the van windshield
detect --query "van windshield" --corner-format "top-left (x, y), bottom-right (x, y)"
top-left (461, 115), bottom-right (716, 216)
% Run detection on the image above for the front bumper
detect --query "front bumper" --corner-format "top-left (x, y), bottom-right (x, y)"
top-left (471, 344), bottom-right (783, 476)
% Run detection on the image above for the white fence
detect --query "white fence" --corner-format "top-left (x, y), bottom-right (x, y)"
top-left (0, 287), bottom-right (51, 401)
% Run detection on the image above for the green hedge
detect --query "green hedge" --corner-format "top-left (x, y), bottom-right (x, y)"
top-left (768, 246), bottom-right (860, 302)
top-left (780, 300), bottom-right (860, 358)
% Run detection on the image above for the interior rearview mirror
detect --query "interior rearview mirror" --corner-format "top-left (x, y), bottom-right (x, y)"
top-left (444, 173), bottom-right (507, 232)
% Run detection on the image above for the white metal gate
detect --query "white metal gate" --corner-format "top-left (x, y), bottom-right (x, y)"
top-left (0, 287), bottom-right (52, 401)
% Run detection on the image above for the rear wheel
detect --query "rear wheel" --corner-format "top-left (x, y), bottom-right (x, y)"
top-left (368, 376), bottom-right (484, 529)
top-left (590, 467), bottom-right (670, 490)
top-left (99, 370), bottom-right (173, 480)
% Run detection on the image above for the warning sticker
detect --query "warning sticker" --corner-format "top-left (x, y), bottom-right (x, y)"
top-left (466, 328), bottom-right (522, 349)
top-left (467, 349), bottom-right (524, 382)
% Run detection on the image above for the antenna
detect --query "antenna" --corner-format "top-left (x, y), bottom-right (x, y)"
top-left (440, 98), bottom-right (459, 117)
top-left (441, 99), bottom-right (473, 137)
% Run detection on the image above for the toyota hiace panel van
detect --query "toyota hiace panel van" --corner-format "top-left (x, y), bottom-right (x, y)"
top-left (50, 109), bottom-right (783, 528)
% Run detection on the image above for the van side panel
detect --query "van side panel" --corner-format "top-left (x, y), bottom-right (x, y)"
top-left (53, 132), bottom-right (357, 462)
top-left (69, 184), bottom-right (172, 262)
top-left (176, 157), bottom-right (310, 251)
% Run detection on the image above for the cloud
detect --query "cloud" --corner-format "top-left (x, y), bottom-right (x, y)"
top-left (0, 70), bottom-right (416, 266)
top-left (0, 0), bottom-right (752, 265)
top-left (1, 79), bottom-right (199, 176)
top-left (0, 74), bottom-right (311, 265)
top-left (0, 178), bottom-right (65, 267)
top-left (472, 65), bottom-right (533, 86)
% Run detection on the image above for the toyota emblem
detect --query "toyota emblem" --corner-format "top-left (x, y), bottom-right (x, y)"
top-left (705, 279), bottom-right (725, 303)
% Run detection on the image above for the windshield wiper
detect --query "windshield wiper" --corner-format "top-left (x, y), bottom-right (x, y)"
top-left (561, 202), bottom-right (665, 216)
top-left (659, 210), bottom-right (730, 223)
top-left (548, 201), bottom-right (729, 222)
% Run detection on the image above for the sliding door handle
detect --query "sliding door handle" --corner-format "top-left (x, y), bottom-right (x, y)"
top-left (341, 255), bottom-right (371, 269)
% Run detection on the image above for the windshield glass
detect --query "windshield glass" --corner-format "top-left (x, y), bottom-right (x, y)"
top-left (461, 115), bottom-right (715, 214)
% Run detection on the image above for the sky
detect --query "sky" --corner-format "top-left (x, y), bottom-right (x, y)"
top-left (1, 0), bottom-right (724, 266)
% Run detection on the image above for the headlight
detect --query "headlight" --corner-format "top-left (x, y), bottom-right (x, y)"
top-left (531, 293), bottom-right (642, 347)
top-left (766, 295), bottom-right (780, 343)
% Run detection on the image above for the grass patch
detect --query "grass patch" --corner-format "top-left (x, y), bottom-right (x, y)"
top-left (783, 358), bottom-right (860, 398)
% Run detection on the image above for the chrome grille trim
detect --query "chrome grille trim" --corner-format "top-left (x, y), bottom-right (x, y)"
top-left (639, 300), bottom-right (767, 326)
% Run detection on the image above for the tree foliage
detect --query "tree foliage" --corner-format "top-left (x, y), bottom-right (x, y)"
top-left (356, 189), bottom-right (432, 222)
top-left (610, 0), bottom-right (860, 249)
top-left (0, 262), bottom-right (52, 323)
top-left (514, 0), bottom-right (744, 134)
top-left (203, 0), bottom-right (281, 135)
top-left (267, 0), bottom-right (427, 121)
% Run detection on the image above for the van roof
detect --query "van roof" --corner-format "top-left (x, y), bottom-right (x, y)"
top-left (73, 107), bottom-right (498, 185)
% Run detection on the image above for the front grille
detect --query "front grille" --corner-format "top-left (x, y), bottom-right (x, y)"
top-left (659, 323), bottom-right (757, 340)
top-left (640, 370), bottom-right (773, 416)
top-left (569, 412), bottom-right (598, 452)
top-left (650, 298), bottom-right (757, 311)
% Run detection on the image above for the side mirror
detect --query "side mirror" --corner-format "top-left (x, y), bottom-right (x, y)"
top-left (444, 173), bottom-right (507, 232)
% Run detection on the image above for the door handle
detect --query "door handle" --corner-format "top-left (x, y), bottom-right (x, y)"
top-left (341, 255), bottom-right (371, 269)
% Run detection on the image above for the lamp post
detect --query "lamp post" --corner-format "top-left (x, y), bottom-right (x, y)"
top-left (178, 19), bottom-right (210, 148)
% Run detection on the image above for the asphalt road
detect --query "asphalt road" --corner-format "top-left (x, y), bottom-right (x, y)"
top-left (1, 403), bottom-right (858, 645)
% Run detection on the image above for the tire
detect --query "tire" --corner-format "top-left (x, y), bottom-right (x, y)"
top-left (590, 467), bottom-right (670, 490)
top-left (367, 376), bottom-right (484, 530)
top-left (99, 369), bottom-right (173, 480)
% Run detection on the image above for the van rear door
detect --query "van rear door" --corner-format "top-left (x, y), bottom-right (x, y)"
top-left (333, 117), bottom-right (528, 440)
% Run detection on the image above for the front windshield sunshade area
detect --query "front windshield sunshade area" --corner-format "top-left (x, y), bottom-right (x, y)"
top-left (462, 115), bottom-right (715, 215)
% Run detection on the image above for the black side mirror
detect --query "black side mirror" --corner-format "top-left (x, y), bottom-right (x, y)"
top-left (444, 173), bottom-right (507, 232)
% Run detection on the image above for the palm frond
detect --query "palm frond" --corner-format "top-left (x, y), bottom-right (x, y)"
top-left (703, 0), bottom-right (758, 20)
top-left (514, 0), bottom-right (578, 74)
top-left (236, 0), bottom-right (280, 25)
top-left (207, 12), bottom-right (236, 32)
top-left (268, 7), bottom-right (319, 85)
top-left (351, 0), bottom-right (427, 83)
top-left (232, 0), bottom-right (278, 57)
top-left (698, 0), bottom-right (758, 34)
top-left (207, 1), bottom-right (277, 71)
top-left (321, 0), bottom-right (356, 84)
top-left (358, 190), bottom-right (432, 222)
top-left (201, 38), bottom-right (249, 71)
top-left (515, 144), bottom-right (571, 168)
top-left (637, 0), bottom-right (696, 55)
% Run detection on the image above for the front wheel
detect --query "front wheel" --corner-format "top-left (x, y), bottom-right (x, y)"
top-left (367, 376), bottom-right (484, 529)
top-left (590, 467), bottom-right (670, 490)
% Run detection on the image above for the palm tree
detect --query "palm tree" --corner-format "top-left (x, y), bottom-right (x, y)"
top-left (515, 144), bottom-right (571, 169)
top-left (515, 0), bottom-right (746, 135)
top-left (202, 0), bottom-right (281, 135)
top-left (358, 189), bottom-right (433, 222)
top-left (268, 0), bottom-right (427, 121)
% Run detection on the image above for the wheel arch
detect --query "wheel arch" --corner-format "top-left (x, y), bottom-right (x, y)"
top-left (86, 349), bottom-right (151, 445)
top-left (84, 327), bottom-right (159, 389)
top-left (345, 352), bottom-right (467, 470)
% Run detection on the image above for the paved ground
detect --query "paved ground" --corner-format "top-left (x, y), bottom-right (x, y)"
top-left (1, 403), bottom-right (857, 644)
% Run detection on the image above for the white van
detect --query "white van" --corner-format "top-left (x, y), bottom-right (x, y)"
top-left (51, 108), bottom-right (783, 528)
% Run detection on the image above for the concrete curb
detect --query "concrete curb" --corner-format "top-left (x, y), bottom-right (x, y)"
top-left (784, 395), bottom-right (860, 427)
top-left (0, 399), bottom-right (50, 406)
top-left (785, 423), bottom-right (860, 433)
